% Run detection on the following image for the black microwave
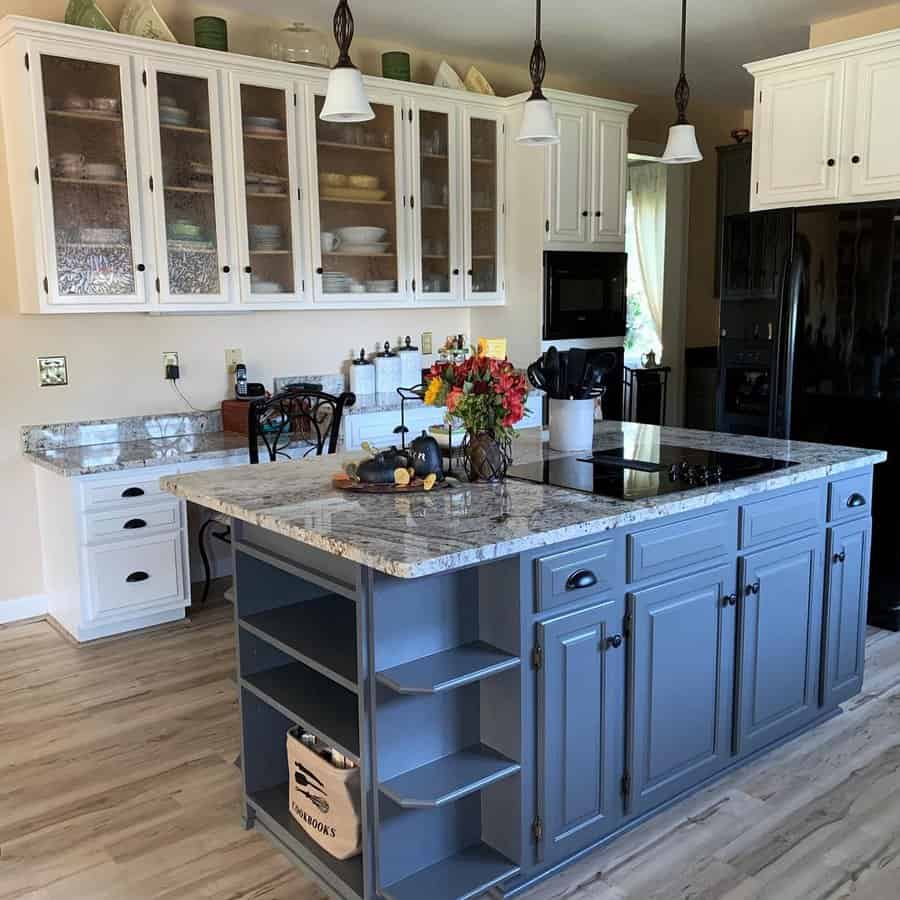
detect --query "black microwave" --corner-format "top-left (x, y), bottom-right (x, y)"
top-left (543, 251), bottom-right (627, 341)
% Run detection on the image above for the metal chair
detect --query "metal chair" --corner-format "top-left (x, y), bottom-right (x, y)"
top-left (196, 388), bottom-right (356, 604)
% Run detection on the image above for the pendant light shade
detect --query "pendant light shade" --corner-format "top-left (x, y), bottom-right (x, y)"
top-left (516, 0), bottom-right (559, 145)
top-left (661, 0), bottom-right (702, 164)
top-left (320, 0), bottom-right (373, 123)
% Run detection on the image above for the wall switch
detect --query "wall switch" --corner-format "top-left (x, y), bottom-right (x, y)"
top-left (421, 332), bottom-right (433, 355)
top-left (225, 348), bottom-right (243, 370)
top-left (38, 356), bottom-right (67, 387)
top-left (163, 351), bottom-right (179, 380)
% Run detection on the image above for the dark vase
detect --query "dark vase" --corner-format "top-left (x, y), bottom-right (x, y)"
top-left (463, 431), bottom-right (510, 483)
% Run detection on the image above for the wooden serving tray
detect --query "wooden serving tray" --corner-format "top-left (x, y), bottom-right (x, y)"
top-left (332, 474), bottom-right (451, 494)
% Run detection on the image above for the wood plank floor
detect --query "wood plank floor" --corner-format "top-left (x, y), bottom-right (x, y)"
top-left (1, 605), bottom-right (898, 900)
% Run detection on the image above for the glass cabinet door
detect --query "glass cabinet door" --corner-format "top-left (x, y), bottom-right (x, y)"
top-left (413, 102), bottom-right (459, 300)
top-left (312, 93), bottom-right (403, 299)
top-left (235, 80), bottom-right (302, 300)
top-left (150, 66), bottom-right (231, 303)
top-left (466, 113), bottom-right (504, 299)
top-left (37, 51), bottom-right (145, 304)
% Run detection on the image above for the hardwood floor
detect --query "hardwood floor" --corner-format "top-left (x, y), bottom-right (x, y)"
top-left (1, 605), bottom-right (898, 900)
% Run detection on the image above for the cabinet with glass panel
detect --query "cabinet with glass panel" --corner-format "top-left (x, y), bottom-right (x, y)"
top-left (231, 75), bottom-right (305, 302)
top-left (31, 44), bottom-right (149, 307)
top-left (308, 87), bottom-right (406, 302)
top-left (145, 60), bottom-right (235, 305)
top-left (463, 110), bottom-right (505, 301)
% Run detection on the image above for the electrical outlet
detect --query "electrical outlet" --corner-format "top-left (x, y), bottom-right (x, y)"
top-left (225, 348), bottom-right (243, 370)
top-left (163, 351), bottom-right (179, 380)
top-left (421, 331), bottom-right (433, 355)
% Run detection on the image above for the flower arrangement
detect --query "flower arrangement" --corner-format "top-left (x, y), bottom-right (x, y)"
top-left (423, 354), bottom-right (530, 440)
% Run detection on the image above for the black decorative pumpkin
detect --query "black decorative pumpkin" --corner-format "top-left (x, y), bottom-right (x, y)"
top-left (409, 430), bottom-right (444, 480)
top-left (357, 447), bottom-right (411, 484)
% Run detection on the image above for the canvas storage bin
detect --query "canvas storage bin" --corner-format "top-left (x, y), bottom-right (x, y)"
top-left (286, 728), bottom-right (362, 860)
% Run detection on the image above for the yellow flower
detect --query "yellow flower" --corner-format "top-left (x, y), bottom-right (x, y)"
top-left (424, 378), bottom-right (442, 406)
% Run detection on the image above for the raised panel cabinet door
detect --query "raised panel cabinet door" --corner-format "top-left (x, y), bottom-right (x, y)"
top-left (627, 564), bottom-right (736, 818)
top-left (536, 597), bottom-right (625, 867)
top-left (753, 61), bottom-right (844, 209)
top-left (232, 76), bottom-right (305, 302)
top-left (847, 47), bottom-right (900, 199)
top-left (735, 533), bottom-right (825, 757)
top-left (546, 106), bottom-right (589, 244)
top-left (823, 519), bottom-right (871, 707)
top-left (32, 46), bottom-right (148, 306)
top-left (590, 115), bottom-right (626, 244)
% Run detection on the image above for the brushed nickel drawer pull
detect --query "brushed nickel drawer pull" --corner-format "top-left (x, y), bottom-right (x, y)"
top-left (126, 571), bottom-right (150, 583)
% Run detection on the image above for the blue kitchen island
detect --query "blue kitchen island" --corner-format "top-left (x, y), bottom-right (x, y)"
top-left (162, 423), bottom-right (885, 900)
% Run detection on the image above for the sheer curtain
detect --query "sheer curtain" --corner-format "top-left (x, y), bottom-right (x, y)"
top-left (629, 163), bottom-right (668, 354)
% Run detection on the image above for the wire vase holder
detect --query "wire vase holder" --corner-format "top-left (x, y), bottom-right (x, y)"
top-left (461, 431), bottom-right (511, 483)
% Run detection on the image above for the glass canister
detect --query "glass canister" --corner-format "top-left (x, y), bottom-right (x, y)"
top-left (397, 336), bottom-right (423, 388)
top-left (269, 22), bottom-right (329, 67)
top-left (374, 342), bottom-right (401, 398)
top-left (349, 348), bottom-right (375, 397)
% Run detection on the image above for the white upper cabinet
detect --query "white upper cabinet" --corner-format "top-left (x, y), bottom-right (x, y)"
top-left (230, 74), bottom-right (307, 303)
top-left (747, 28), bottom-right (900, 210)
top-left (847, 45), bottom-right (900, 198)
top-left (30, 42), bottom-right (151, 309)
top-left (544, 97), bottom-right (633, 250)
top-left (751, 61), bottom-right (844, 209)
top-left (546, 105), bottom-right (590, 244)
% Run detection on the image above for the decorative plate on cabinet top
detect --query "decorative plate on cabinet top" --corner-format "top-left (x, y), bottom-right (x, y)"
top-left (433, 61), bottom-right (465, 91)
top-left (464, 66), bottom-right (495, 95)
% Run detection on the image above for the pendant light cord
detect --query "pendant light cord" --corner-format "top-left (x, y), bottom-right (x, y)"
top-left (535, 0), bottom-right (541, 43)
top-left (679, 0), bottom-right (687, 77)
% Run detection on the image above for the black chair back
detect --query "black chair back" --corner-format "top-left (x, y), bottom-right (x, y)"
top-left (247, 389), bottom-right (356, 464)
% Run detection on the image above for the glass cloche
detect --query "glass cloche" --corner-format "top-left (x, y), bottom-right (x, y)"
top-left (269, 22), bottom-right (329, 67)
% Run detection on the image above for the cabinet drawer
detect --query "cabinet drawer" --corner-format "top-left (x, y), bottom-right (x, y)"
top-left (344, 407), bottom-right (445, 451)
top-left (627, 509), bottom-right (735, 585)
top-left (87, 534), bottom-right (184, 619)
top-left (828, 471), bottom-right (872, 523)
top-left (536, 539), bottom-right (618, 611)
top-left (84, 502), bottom-right (181, 544)
top-left (82, 473), bottom-right (168, 509)
top-left (739, 485), bottom-right (824, 549)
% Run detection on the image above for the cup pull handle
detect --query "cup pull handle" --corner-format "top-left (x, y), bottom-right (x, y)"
top-left (847, 493), bottom-right (866, 508)
top-left (123, 518), bottom-right (147, 530)
top-left (126, 571), bottom-right (149, 583)
top-left (745, 579), bottom-right (761, 596)
top-left (566, 569), bottom-right (598, 591)
top-left (121, 487), bottom-right (145, 498)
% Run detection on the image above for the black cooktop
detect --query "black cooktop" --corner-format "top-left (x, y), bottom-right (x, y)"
top-left (507, 444), bottom-right (799, 501)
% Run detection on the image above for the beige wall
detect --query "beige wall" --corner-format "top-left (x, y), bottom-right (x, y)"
top-left (810, 3), bottom-right (900, 46)
top-left (0, 0), bottom-right (743, 606)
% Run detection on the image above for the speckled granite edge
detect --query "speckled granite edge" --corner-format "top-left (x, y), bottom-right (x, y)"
top-left (21, 410), bottom-right (223, 452)
top-left (160, 424), bottom-right (887, 580)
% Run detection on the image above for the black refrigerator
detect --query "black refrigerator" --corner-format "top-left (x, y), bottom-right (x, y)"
top-left (719, 201), bottom-right (900, 630)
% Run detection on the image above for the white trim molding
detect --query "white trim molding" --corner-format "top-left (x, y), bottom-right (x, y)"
top-left (0, 593), bottom-right (48, 625)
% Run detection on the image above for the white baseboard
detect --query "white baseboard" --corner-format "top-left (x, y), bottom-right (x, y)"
top-left (0, 593), bottom-right (48, 625)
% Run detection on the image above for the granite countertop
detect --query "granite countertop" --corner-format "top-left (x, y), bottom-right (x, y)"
top-left (161, 423), bottom-right (886, 580)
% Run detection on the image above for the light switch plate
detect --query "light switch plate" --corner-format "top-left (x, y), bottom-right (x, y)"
top-left (421, 332), bottom-right (433, 355)
top-left (38, 356), bottom-right (67, 387)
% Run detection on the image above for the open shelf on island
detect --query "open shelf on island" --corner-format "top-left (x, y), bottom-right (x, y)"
top-left (380, 843), bottom-right (519, 900)
top-left (239, 594), bottom-right (358, 692)
top-left (248, 784), bottom-right (364, 900)
top-left (379, 744), bottom-right (520, 809)
top-left (242, 662), bottom-right (359, 760)
top-left (376, 641), bottom-right (519, 695)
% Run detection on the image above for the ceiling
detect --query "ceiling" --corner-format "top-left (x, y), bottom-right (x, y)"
top-left (217, 0), bottom-right (888, 106)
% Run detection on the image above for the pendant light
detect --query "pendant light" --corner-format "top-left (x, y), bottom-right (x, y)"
top-left (516, 0), bottom-right (559, 145)
top-left (661, 0), bottom-right (703, 164)
top-left (320, 0), bottom-right (374, 123)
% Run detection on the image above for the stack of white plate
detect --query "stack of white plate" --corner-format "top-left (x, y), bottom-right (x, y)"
top-left (249, 223), bottom-right (284, 252)
top-left (366, 279), bottom-right (398, 293)
top-left (322, 271), bottom-right (352, 293)
top-left (159, 105), bottom-right (191, 127)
